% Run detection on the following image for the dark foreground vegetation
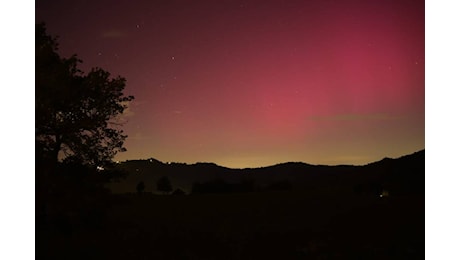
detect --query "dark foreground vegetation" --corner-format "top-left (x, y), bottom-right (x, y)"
top-left (37, 187), bottom-right (423, 259)
top-left (37, 151), bottom-right (424, 260)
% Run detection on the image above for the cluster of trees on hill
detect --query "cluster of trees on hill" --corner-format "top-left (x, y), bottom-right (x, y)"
top-left (111, 150), bottom-right (424, 197)
top-left (136, 176), bottom-right (186, 195)
top-left (133, 176), bottom-right (294, 195)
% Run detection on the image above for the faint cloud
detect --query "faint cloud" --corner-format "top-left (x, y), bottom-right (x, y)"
top-left (309, 113), bottom-right (402, 122)
top-left (101, 29), bottom-right (127, 38)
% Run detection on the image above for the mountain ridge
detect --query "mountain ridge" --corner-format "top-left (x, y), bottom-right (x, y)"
top-left (120, 149), bottom-right (425, 170)
top-left (109, 149), bottom-right (425, 195)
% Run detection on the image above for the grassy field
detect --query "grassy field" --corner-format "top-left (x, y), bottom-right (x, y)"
top-left (38, 190), bottom-right (424, 259)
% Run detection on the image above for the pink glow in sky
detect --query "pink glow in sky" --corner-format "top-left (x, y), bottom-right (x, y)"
top-left (36, 0), bottom-right (424, 168)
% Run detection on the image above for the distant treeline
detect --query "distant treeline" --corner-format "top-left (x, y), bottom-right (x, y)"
top-left (191, 179), bottom-right (293, 194)
top-left (111, 150), bottom-right (424, 197)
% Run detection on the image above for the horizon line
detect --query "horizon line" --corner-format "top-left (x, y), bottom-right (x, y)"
top-left (115, 149), bottom-right (425, 170)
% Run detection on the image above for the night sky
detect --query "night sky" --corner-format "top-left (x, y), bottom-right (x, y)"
top-left (36, 0), bottom-right (424, 168)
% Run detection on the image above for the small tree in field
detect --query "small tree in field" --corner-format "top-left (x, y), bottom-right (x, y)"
top-left (157, 176), bottom-right (173, 194)
top-left (136, 181), bottom-right (145, 194)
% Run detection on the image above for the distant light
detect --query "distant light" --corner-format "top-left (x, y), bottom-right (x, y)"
top-left (380, 190), bottom-right (390, 198)
top-left (116, 161), bottom-right (120, 164)
top-left (149, 159), bottom-right (153, 163)
top-left (96, 166), bottom-right (105, 171)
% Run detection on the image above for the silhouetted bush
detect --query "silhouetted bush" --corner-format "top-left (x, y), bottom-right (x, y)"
top-left (136, 181), bottom-right (145, 194)
top-left (157, 176), bottom-right (173, 194)
top-left (172, 188), bottom-right (186, 195)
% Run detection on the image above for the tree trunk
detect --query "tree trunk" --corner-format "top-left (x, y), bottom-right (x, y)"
top-left (53, 134), bottom-right (62, 166)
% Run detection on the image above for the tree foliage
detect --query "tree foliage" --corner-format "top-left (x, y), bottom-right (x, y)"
top-left (172, 188), bottom-right (186, 195)
top-left (36, 23), bottom-right (134, 166)
top-left (136, 181), bottom-right (145, 194)
top-left (157, 176), bottom-right (173, 194)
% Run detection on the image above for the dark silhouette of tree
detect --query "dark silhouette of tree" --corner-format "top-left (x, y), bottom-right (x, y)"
top-left (172, 188), bottom-right (186, 196)
top-left (157, 176), bottom-right (173, 194)
top-left (36, 23), bottom-right (134, 167)
top-left (136, 181), bottom-right (145, 194)
top-left (35, 24), bottom-right (133, 246)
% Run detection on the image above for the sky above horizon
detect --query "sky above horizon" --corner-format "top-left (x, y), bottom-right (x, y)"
top-left (36, 0), bottom-right (424, 168)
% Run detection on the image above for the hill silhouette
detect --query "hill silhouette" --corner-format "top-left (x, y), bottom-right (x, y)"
top-left (40, 150), bottom-right (424, 259)
top-left (109, 150), bottom-right (424, 196)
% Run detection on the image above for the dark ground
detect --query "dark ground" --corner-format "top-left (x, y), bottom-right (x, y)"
top-left (37, 190), bottom-right (424, 260)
